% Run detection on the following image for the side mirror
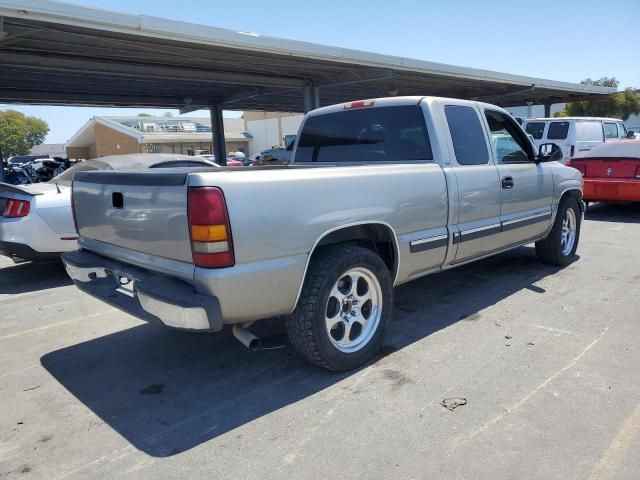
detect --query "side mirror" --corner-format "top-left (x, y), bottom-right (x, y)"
top-left (627, 130), bottom-right (636, 139)
top-left (537, 143), bottom-right (564, 163)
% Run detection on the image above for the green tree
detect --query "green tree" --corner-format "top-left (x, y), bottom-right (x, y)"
top-left (0, 110), bottom-right (49, 160)
top-left (555, 77), bottom-right (640, 121)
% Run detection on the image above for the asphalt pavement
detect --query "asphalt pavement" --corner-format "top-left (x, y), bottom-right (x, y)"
top-left (0, 202), bottom-right (638, 479)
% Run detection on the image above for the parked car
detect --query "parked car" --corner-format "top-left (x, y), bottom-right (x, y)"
top-left (3, 157), bottom-right (69, 185)
top-left (6, 155), bottom-right (48, 165)
top-left (0, 153), bottom-right (217, 263)
top-left (523, 117), bottom-right (628, 164)
top-left (198, 153), bottom-right (245, 166)
top-left (246, 152), bottom-right (262, 164)
top-left (62, 96), bottom-right (582, 371)
top-left (568, 141), bottom-right (640, 206)
top-left (254, 141), bottom-right (295, 165)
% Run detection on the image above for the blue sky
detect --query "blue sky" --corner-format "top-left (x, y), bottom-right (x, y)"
top-left (3, 0), bottom-right (639, 143)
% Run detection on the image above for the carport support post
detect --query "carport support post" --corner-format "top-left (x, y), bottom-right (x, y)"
top-left (210, 104), bottom-right (226, 165)
top-left (303, 81), bottom-right (320, 113)
top-left (544, 103), bottom-right (552, 118)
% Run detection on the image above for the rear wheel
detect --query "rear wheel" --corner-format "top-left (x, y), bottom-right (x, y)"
top-left (286, 245), bottom-right (393, 371)
top-left (535, 197), bottom-right (581, 266)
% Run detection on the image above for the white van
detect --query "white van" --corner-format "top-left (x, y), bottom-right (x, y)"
top-left (523, 117), bottom-right (628, 163)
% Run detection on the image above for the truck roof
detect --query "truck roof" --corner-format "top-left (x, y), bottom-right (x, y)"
top-left (525, 117), bottom-right (624, 122)
top-left (306, 96), bottom-right (507, 117)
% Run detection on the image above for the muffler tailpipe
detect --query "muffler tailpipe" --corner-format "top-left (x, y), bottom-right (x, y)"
top-left (232, 324), bottom-right (261, 351)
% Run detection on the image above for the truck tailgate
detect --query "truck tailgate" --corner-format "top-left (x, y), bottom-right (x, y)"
top-left (73, 170), bottom-right (193, 263)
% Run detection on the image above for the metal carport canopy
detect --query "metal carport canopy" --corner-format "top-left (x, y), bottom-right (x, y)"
top-left (0, 0), bottom-right (616, 113)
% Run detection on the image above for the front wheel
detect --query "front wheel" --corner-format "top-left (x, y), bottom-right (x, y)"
top-left (286, 245), bottom-right (393, 371)
top-left (535, 197), bottom-right (581, 266)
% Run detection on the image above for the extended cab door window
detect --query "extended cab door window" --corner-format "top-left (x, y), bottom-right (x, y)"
top-left (444, 105), bottom-right (489, 165)
top-left (295, 105), bottom-right (433, 163)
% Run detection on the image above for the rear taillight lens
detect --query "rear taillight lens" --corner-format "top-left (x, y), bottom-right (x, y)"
top-left (573, 163), bottom-right (586, 176)
top-left (570, 145), bottom-right (575, 157)
top-left (635, 166), bottom-right (640, 179)
top-left (188, 187), bottom-right (234, 268)
top-left (2, 199), bottom-right (30, 218)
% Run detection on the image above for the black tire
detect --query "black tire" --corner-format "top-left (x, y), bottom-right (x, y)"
top-left (535, 196), bottom-right (581, 266)
top-left (286, 244), bottom-right (393, 371)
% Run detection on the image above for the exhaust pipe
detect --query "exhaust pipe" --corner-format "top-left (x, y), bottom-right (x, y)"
top-left (232, 324), bottom-right (261, 351)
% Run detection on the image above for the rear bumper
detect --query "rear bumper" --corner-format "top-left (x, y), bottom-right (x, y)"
top-left (583, 179), bottom-right (640, 202)
top-left (0, 240), bottom-right (60, 262)
top-left (61, 249), bottom-right (223, 332)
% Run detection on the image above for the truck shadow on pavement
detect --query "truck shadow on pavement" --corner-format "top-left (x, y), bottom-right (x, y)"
top-left (585, 202), bottom-right (640, 224)
top-left (41, 246), bottom-right (563, 457)
top-left (0, 260), bottom-right (71, 294)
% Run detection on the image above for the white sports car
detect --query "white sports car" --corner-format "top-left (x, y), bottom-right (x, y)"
top-left (0, 153), bottom-right (217, 263)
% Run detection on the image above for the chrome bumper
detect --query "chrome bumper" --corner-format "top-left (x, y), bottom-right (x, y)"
top-left (61, 249), bottom-right (223, 332)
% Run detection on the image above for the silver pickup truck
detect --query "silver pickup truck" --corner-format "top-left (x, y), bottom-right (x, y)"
top-left (62, 96), bottom-right (583, 371)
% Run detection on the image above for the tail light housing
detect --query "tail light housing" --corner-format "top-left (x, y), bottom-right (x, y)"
top-left (188, 187), bottom-right (234, 268)
top-left (635, 166), bottom-right (640, 179)
top-left (2, 198), bottom-right (31, 218)
top-left (570, 145), bottom-right (575, 157)
top-left (573, 163), bottom-right (586, 176)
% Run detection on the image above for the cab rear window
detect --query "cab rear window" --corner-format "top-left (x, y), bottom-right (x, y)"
top-left (295, 105), bottom-right (432, 163)
top-left (547, 121), bottom-right (570, 140)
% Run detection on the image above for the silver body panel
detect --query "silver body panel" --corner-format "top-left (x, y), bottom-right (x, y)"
top-left (66, 96), bottom-right (583, 328)
top-left (74, 176), bottom-right (193, 264)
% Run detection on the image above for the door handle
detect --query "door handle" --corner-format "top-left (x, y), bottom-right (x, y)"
top-left (501, 176), bottom-right (514, 189)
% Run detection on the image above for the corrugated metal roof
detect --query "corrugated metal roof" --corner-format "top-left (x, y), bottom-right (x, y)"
top-left (0, 0), bottom-right (617, 111)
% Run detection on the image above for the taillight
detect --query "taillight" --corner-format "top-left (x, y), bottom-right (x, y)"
top-left (573, 163), bottom-right (586, 176)
top-left (635, 166), bottom-right (640, 179)
top-left (188, 187), bottom-right (234, 268)
top-left (570, 145), bottom-right (575, 157)
top-left (344, 99), bottom-right (375, 109)
top-left (2, 198), bottom-right (30, 218)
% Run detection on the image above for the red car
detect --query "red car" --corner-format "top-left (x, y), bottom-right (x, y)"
top-left (568, 141), bottom-right (640, 205)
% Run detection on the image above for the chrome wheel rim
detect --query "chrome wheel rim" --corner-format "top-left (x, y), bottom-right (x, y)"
top-left (325, 267), bottom-right (382, 353)
top-left (561, 208), bottom-right (577, 256)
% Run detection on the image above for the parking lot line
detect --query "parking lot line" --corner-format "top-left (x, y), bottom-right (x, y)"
top-left (0, 310), bottom-right (114, 340)
top-left (534, 324), bottom-right (574, 335)
top-left (455, 324), bottom-right (611, 445)
top-left (589, 405), bottom-right (640, 480)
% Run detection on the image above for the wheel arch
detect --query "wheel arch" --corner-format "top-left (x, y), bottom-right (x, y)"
top-left (558, 187), bottom-right (584, 214)
top-left (545, 187), bottom-right (583, 238)
top-left (290, 221), bottom-right (400, 313)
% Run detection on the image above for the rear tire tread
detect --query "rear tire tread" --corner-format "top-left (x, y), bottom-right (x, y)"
top-left (286, 245), bottom-right (391, 371)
